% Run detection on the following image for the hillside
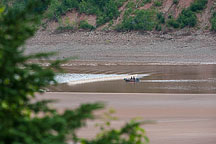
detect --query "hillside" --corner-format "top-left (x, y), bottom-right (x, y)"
top-left (2, 0), bottom-right (216, 33)
top-left (41, 0), bottom-right (216, 32)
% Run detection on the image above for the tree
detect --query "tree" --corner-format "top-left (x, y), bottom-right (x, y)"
top-left (0, 1), bottom-right (149, 144)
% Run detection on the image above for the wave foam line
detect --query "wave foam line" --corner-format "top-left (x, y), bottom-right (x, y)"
top-left (67, 74), bottom-right (150, 85)
top-left (67, 75), bottom-right (127, 85)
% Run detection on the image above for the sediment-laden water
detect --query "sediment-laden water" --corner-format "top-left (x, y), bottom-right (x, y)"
top-left (50, 64), bottom-right (216, 93)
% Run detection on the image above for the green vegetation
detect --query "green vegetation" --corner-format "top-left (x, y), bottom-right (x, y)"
top-left (45, 0), bottom-right (125, 26)
top-left (157, 12), bottom-right (165, 24)
top-left (190, 0), bottom-right (208, 12)
top-left (177, 8), bottom-right (197, 28)
top-left (154, 0), bottom-right (162, 7)
top-left (56, 26), bottom-right (74, 32)
top-left (173, 0), bottom-right (179, 5)
top-left (155, 12), bottom-right (165, 31)
top-left (167, 18), bottom-right (180, 28)
top-left (211, 12), bottom-right (216, 31)
top-left (4, 0), bottom-right (211, 32)
top-left (168, 0), bottom-right (208, 29)
top-left (167, 8), bottom-right (197, 28)
top-left (79, 20), bottom-right (95, 30)
top-left (0, 1), bottom-right (149, 144)
top-left (116, 9), bottom-right (156, 31)
top-left (136, 0), bottom-right (152, 7)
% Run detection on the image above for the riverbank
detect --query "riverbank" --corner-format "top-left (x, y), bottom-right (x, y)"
top-left (36, 92), bottom-right (216, 144)
top-left (26, 31), bottom-right (216, 64)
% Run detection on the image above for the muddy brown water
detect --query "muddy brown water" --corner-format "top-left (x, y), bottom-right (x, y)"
top-left (49, 64), bottom-right (216, 93)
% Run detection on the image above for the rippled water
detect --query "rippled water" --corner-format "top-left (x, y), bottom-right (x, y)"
top-left (50, 65), bottom-right (216, 93)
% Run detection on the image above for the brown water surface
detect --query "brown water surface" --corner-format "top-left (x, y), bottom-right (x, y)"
top-left (50, 64), bottom-right (216, 93)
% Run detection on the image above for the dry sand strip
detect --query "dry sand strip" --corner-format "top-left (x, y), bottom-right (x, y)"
top-left (36, 93), bottom-right (216, 144)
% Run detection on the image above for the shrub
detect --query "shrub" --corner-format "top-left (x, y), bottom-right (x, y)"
top-left (126, 1), bottom-right (136, 8)
top-left (190, 0), bottom-right (208, 12)
top-left (45, 0), bottom-right (63, 20)
top-left (62, 0), bottom-right (79, 10)
top-left (57, 25), bottom-right (74, 31)
top-left (79, 1), bottom-right (100, 15)
top-left (211, 12), bottom-right (216, 31)
top-left (45, 0), bottom-right (123, 27)
top-left (173, 0), bottom-right (179, 4)
top-left (118, 10), bottom-right (156, 31)
top-left (177, 8), bottom-right (197, 28)
top-left (154, 0), bottom-right (162, 7)
top-left (79, 20), bottom-right (95, 30)
top-left (104, 0), bottom-right (119, 19)
top-left (116, 0), bottom-right (128, 8)
top-left (167, 18), bottom-right (180, 28)
top-left (155, 24), bottom-right (162, 31)
top-left (157, 12), bottom-right (165, 24)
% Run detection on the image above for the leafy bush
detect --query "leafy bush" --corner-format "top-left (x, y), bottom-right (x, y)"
top-left (177, 8), bottom-right (197, 28)
top-left (56, 26), bottom-right (74, 32)
top-left (168, 0), bottom-right (205, 29)
top-left (155, 24), bottom-right (162, 31)
top-left (144, 0), bottom-right (152, 4)
top-left (173, 0), bottom-right (179, 4)
top-left (167, 18), bottom-right (180, 28)
top-left (79, 20), bottom-right (95, 30)
top-left (117, 10), bottom-right (156, 31)
top-left (45, 0), bottom-right (122, 27)
top-left (154, 0), bottom-right (162, 7)
top-left (99, 0), bottom-right (120, 25)
top-left (157, 12), bottom-right (165, 24)
top-left (115, 0), bottom-right (128, 8)
top-left (126, 1), bottom-right (136, 8)
top-left (0, 1), bottom-right (149, 144)
top-left (211, 12), bottom-right (216, 31)
top-left (190, 0), bottom-right (208, 12)
top-left (46, 0), bottom-right (62, 20)
top-left (79, 1), bottom-right (100, 15)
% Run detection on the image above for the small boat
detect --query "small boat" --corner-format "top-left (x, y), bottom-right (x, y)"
top-left (124, 77), bottom-right (140, 82)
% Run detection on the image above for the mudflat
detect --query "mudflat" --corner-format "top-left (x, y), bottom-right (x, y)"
top-left (36, 92), bottom-right (216, 144)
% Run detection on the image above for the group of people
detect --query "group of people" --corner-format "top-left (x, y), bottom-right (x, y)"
top-left (130, 76), bottom-right (136, 81)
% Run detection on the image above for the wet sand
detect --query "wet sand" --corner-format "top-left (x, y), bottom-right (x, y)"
top-left (37, 92), bottom-right (216, 144)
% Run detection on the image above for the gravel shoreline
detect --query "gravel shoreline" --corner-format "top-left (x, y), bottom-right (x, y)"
top-left (26, 30), bottom-right (216, 64)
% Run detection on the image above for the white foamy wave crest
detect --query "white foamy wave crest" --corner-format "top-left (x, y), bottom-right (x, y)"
top-left (55, 73), bottom-right (150, 85)
top-left (55, 73), bottom-right (129, 85)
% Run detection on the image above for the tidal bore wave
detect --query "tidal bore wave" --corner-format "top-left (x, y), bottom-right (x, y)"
top-left (55, 73), bottom-right (150, 85)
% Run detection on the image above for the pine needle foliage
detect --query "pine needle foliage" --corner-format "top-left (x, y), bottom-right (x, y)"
top-left (0, 1), bottom-right (149, 144)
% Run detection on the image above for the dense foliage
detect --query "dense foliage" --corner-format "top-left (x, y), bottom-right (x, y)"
top-left (0, 1), bottom-right (149, 144)
top-left (45, 0), bottom-right (126, 26)
top-left (173, 0), bottom-right (179, 5)
top-left (211, 12), bottom-right (216, 31)
top-left (4, 0), bottom-right (210, 32)
top-left (116, 9), bottom-right (156, 31)
top-left (79, 20), bottom-right (95, 30)
top-left (154, 0), bottom-right (162, 7)
top-left (168, 0), bottom-right (208, 29)
top-left (190, 0), bottom-right (208, 12)
top-left (177, 8), bottom-right (197, 28)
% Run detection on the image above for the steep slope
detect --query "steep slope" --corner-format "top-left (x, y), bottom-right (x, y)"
top-left (42, 0), bottom-right (215, 32)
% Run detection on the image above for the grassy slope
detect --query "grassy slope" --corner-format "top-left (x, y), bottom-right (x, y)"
top-left (25, 0), bottom-right (216, 32)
